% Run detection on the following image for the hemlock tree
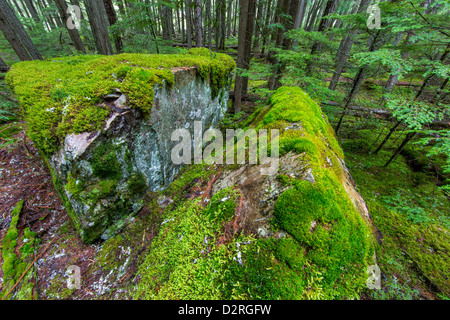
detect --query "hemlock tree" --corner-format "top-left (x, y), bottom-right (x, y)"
top-left (233, 0), bottom-right (256, 113)
top-left (53, 0), bottom-right (86, 53)
top-left (103, 0), bottom-right (122, 53)
top-left (84, 0), bottom-right (113, 55)
top-left (0, 0), bottom-right (42, 60)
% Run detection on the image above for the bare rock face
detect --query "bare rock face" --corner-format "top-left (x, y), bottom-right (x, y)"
top-left (51, 68), bottom-right (230, 243)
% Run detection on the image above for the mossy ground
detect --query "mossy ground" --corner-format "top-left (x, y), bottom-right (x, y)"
top-left (337, 126), bottom-right (450, 299)
top-left (1, 200), bottom-right (38, 300)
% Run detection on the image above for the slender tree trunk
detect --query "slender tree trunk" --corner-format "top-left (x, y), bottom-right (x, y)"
top-left (194, 0), bottom-right (202, 47)
top-left (292, 0), bottom-right (306, 47)
top-left (234, 0), bottom-right (252, 113)
top-left (11, 0), bottom-right (25, 18)
top-left (378, 32), bottom-right (414, 106)
top-left (53, 0), bottom-right (86, 53)
top-left (103, 0), bottom-right (122, 53)
top-left (185, 0), bottom-right (192, 48)
top-left (260, 0), bottom-right (272, 55)
top-left (22, 0), bottom-right (40, 23)
top-left (241, 0), bottom-right (256, 94)
top-left (268, 0), bottom-right (299, 90)
top-left (306, 0), bottom-right (338, 75)
top-left (384, 132), bottom-right (416, 167)
top-left (0, 56), bottom-right (8, 72)
top-left (252, 0), bottom-right (264, 52)
top-left (0, 0), bottom-right (42, 60)
top-left (84, 0), bottom-right (113, 55)
top-left (335, 30), bottom-right (385, 134)
top-left (206, 0), bottom-right (212, 50)
top-left (329, 0), bottom-right (371, 91)
top-left (181, 0), bottom-right (186, 42)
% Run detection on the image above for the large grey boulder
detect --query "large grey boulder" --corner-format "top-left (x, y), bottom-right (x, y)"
top-left (51, 67), bottom-right (230, 243)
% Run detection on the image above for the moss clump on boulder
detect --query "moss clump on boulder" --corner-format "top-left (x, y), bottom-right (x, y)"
top-left (6, 48), bottom-right (235, 155)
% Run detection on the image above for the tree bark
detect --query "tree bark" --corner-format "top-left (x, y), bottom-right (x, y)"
top-left (194, 0), bottom-right (202, 47)
top-left (103, 0), bottom-right (122, 53)
top-left (233, 0), bottom-right (251, 113)
top-left (329, 0), bottom-right (371, 91)
top-left (306, 0), bottom-right (338, 75)
top-left (84, 0), bottom-right (113, 55)
top-left (0, 0), bottom-right (42, 60)
top-left (53, 0), bottom-right (86, 53)
top-left (335, 29), bottom-right (385, 134)
top-left (22, 0), bottom-right (40, 23)
top-left (0, 56), bottom-right (8, 72)
top-left (185, 0), bottom-right (192, 48)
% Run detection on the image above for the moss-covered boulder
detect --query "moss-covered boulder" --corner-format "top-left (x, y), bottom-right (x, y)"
top-left (135, 87), bottom-right (378, 299)
top-left (6, 49), bottom-right (235, 243)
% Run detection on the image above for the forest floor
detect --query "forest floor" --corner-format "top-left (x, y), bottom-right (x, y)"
top-left (0, 72), bottom-right (449, 299)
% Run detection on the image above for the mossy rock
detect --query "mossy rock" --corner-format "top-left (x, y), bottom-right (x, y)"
top-left (135, 86), bottom-right (376, 299)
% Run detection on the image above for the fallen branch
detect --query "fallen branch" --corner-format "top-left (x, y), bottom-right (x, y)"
top-left (2, 236), bottom-right (56, 300)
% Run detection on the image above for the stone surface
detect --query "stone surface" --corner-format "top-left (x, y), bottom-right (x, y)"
top-left (50, 67), bottom-right (230, 243)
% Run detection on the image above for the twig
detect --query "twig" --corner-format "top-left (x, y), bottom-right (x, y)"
top-left (2, 236), bottom-right (56, 300)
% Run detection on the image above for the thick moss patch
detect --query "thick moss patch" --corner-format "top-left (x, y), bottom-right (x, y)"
top-left (1, 200), bottom-right (38, 300)
top-left (135, 87), bottom-right (375, 299)
top-left (6, 48), bottom-right (235, 155)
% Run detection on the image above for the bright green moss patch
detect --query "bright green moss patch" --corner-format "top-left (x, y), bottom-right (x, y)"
top-left (90, 141), bottom-right (121, 179)
top-left (1, 200), bottom-right (37, 300)
top-left (6, 48), bottom-right (235, 155)
top-left (340, 127), bottom-right (450, 298)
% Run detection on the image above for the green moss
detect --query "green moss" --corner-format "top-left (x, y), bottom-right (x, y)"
top-left (90, 141), bottom-right (121, 179)
top-left (126, 172), bottom-right (147, 194)
top-left (340, 127), bottom-right (450, 298)
top-left (1, 200), bottom-right (37, 300)
top-left (6, 49), bottom-right (235, 155)
top-left (204, 186), bottom-right (240, 229)
top-left (133, 87), bottom-right (375, 300)
top-left (64, 173), bottom-right (84, 199)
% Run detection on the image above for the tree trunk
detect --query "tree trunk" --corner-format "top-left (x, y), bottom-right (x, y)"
top-left (22, 0), bottom-right (40, 23)
top-left (252, 0), bottom-right (264, 52)
top-left (103, 0), bottom-right (122, 53)
top-left (11, 0), bottom-right (25, 18)
top-left (53, 0), bottom-right (86, 53)
top-left (260, 0), bottom-right (272, 54)
top-left (0, 56), bottom-right (8, 72)
top-left (84, 0), bottom-right (113, 55)
top-left (384, 132), bottom-right (416, 167)
top-left (185, 0), bottom-right (192, 48)
top-left (206, 0), bottom-right (212, 50)
top-left (0, 0), bottom-right (42, 60)
top-left (241, 0), bottom-right (256, 94)
top-left (329, 0), bottom-right (371, 91)
top-left (268, 0), bottom-right (299, 90)
top-left (194, 0), bottom-right (202, 47)
top-left (306, 0), bottom-right (338, 75)
top-left (70, 0), bottom-right (85, 19)
top-left (233, 0), bottom-right (250, 113)
top-left (335, 29), bottom-right (385, 134)
top-left (292, 0), bottom-right (306, 47)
